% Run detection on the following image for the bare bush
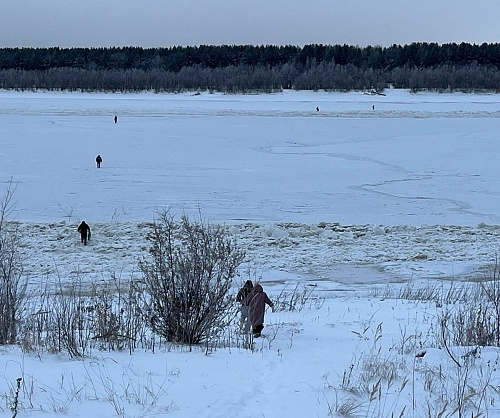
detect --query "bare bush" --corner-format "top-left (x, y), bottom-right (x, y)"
top-left (437, 260), bottom-right (500, 348)
top-left (51, 278), bottom-right (91, 358)
top-left (19, 272), bottom-right (151, 357)
top-left (478, 259), bottom-right (500, 346)
top-left (86, 274), bottom-right (149, 353)
top-left (0, 182), bottom-right (27, 345)
top-left (139, 211), bottom-right (245, 345)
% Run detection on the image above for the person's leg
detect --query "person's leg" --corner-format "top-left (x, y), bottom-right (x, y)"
top-left (240, 306), bottom-right (250, 332)
top-left (239, 306), bottom-right (244, 330)
top-left (253, 323), bottom-right (264, 337)
top-left (244, 313), bottom-right (251, 333)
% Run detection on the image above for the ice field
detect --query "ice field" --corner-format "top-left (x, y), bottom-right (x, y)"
top-left (2, 89), bottom-right (500, 285)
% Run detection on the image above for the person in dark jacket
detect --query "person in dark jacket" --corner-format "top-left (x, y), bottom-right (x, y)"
top-left (236, 280), bottom-right (254, 333)
top-left (247, 284), bottom-right (275, 338)
top-left (96, 154), bottom-right (102, 168)
top-left (77, 221), bottom-right (91, 245)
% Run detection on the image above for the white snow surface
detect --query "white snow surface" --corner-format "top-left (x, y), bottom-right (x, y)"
top-left (2, 89), bottom-right (500, 417)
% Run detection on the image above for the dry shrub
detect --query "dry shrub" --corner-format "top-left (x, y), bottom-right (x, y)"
top-left (139, 211), bottom-right (245, 345)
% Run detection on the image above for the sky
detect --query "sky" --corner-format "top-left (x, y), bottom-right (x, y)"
top-left (2, 90), bottom-right (500, 417)
top-left (1, 0), bottom-right (499, 48)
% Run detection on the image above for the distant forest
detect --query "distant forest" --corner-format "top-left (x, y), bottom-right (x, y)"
top-left (1, 42), bottom-right (500, 93)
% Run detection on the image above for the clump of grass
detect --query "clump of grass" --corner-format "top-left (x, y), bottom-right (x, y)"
top-left (274, 283), bottom-right (324, 312)
top-left (331, 260), bottom-right (500, 418)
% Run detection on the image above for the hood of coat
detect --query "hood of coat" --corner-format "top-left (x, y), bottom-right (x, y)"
top-left (254, 284), bottom-right (263, 292)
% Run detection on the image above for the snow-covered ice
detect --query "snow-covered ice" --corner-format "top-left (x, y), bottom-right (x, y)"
top-left (2, 89), bottom-right (500, 417)
top-left (3, 89), bottom-right (500, 227)
top-left (3, 89), bottom-right (500, 284)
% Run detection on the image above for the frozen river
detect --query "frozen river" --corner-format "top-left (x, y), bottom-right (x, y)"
top-left (2, 89), bottom-right (500, 226)
top-left (2, 89), bottom-right (500, 285)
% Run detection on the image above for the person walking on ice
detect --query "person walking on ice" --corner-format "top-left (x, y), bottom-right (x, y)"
top-left (247, 284), bottom-right (275, 338)
top-left (96, 154), bottom-right (102, 168)
top-left (77, 221), bottom-right (91, 245)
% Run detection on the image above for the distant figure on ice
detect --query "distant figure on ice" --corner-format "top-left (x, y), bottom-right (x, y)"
top-left (316, 106), bottom-right (320, 112)
top-left (247, 284), bottom-right (275, 338)
top-left (372, 105), bottom-right (375, 110)
top-left (96, 154), bottom-right (102, 168)
top-left (236, 280), bottom-right (254, 333)
top-left (114, 115), bottom-right (118, 124)
top-left (77, 221), bottom-right (91, 245)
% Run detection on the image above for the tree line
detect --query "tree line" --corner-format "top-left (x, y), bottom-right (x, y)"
top-left (1, 43), bottom-right (500, 93)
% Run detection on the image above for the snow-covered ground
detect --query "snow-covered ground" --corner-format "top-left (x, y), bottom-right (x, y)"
top-left (2, 89), bottom-right (500, 417)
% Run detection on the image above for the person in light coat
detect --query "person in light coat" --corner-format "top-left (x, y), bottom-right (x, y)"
top-left (247, 284), bottom-right (275, 337)
top-left (236, 280), bottom-right (254, 333)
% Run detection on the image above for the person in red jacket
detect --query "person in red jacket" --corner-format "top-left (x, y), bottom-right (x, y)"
top-left (247, 284), bottom-right (275, 338)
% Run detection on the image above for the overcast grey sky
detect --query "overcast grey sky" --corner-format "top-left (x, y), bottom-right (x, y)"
top-left (1, 0), bottom-right (499, 48)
